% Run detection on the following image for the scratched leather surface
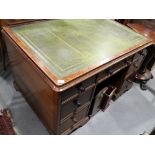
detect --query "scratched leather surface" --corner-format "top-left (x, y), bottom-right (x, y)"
top-left (11, 19), bottom-right (147, 79)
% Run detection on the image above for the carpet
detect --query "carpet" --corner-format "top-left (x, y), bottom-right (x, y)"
top-left (0, 109), bottom-right (16, 135)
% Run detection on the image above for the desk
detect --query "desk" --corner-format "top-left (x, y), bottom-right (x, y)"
top-left (2, 20), bottom-right (153, 134)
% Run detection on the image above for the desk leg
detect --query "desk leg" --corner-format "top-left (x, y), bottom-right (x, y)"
top-left (135, 46), bottom-right (155, 90)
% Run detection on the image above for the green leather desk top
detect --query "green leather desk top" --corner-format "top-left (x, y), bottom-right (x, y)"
top-left (10, 20), bottom-right (149, 85)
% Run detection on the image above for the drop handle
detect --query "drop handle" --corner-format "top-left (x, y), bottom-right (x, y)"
top-left (74, 100), bottom-right (81, 107)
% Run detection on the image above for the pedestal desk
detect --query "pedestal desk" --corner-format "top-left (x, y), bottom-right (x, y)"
top-left (2, 20), bottom-right (153, 134)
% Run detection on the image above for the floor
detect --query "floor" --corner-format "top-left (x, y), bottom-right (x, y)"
top-left (1, 69), bottom-right (155, 135)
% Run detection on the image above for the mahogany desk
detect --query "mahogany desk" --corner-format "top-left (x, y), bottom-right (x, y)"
top-left (2, 20), bottom-right (153, 134)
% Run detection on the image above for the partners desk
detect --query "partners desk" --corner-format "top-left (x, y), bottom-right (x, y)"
top-left (2, 19), bottom-right (154, 134)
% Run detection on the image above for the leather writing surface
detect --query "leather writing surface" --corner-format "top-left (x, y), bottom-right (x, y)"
top-left (11, 20), bottom-right (147, 79)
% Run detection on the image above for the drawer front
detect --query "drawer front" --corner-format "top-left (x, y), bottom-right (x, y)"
top-left (133, 50), bottom-right (147, 62)
top-left (60, 103), bottom-right (90, 134)
top-left (61, 87), bottom-right (78, 102)
top-left (61, 87), bottom-right (94, 119)
top-left (61, 76), bottom-right (96, 102)
top-left (97, 57), bottom-right (132, 83)
top-left (133, 52), bottom-right (146, 66)
top-left (79, 76), bottom-right (96, 91)
top-left (126, 52), bottom-right (146, 79)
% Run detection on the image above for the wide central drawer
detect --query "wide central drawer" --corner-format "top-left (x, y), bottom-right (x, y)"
top-left (97, 56), bottom-right (133, 83)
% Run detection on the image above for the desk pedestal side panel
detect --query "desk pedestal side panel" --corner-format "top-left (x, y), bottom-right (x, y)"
top-left (4, 34), bottom-right (61, 134)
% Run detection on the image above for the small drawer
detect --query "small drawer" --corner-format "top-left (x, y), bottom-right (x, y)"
top-left (133, 50), bottom-right (147, 61)
top-left (97, 70), bottom-right (108, 83)
top-left (97, 58), bottom-right (129, 83)
top-left (61, 87), bottom-right (94, 119)
top-left (60, 103), bottom-right (90, 134)
top-left (61, 87), bottom-right (78, 102)
top-left (126, 53), bottom-right (145, 79)
top-left (109, 60), bottom-right (127, 74)
top-left (61, 76), bottom-right (96, 102)
top-left (78, 76), bottom-right (96, 92)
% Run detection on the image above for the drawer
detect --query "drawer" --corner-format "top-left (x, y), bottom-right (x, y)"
top-left (97, 70), bottom-right (108, 83)
top-left (61, 76), bottom-right (96, 102)
top-left (126, 53), bottom-right (145, 79)
top-left (61, 87), bottom-right (78, 102)
top-left (61, 87), bottom-right (94, 119)
top-left (97, 58), bottom-right (131, 83)
top-left (60, 103), bottom-right (90, 134)
top-left (78, 76), bottom-right (96, 92)
top-left (133, 50), bottom-right (147, 62)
